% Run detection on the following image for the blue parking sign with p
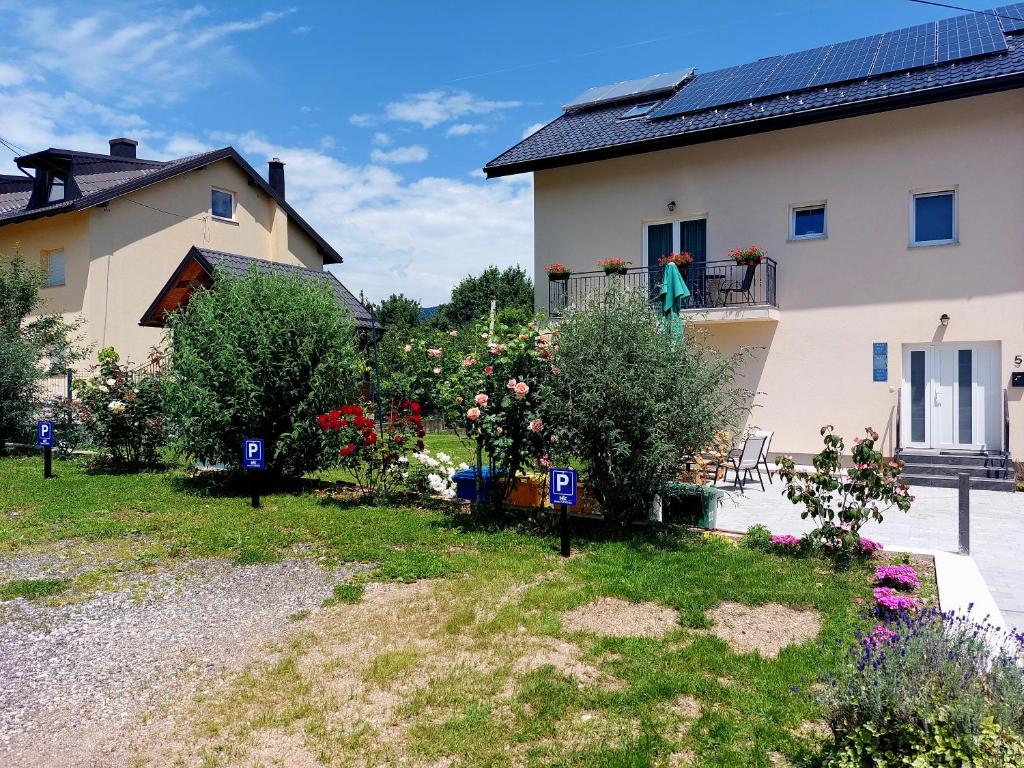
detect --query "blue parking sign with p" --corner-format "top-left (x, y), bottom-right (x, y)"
top-left (548, 467), bottom-right (577, 506)
top-left (36, 420), bottom-right (54, 447)
top-left (243, 438), bottom-right (264, 470)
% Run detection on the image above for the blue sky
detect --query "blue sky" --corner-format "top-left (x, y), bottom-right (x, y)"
top-left (0, 0), bottom-right (967, 304)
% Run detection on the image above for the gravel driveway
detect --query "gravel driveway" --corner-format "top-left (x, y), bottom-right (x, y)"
top-left (0, 553), bottom-right (361, 767)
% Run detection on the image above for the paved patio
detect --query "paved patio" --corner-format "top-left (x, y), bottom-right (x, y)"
top-left (712, 475), bottom-right (1024, 633)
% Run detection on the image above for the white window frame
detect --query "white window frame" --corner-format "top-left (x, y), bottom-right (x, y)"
top-left (789, 201), bottom-right (827, 241)
top-left (910, 187), bottom-right (958, 247)
top-left (41, 248), bottom-right (65, 288)
top-left (642, 212), bottom-right (708, 264)
top-left (211, 187), bottom-right (237, 222)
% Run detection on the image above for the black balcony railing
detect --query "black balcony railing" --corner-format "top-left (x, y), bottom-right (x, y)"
top-left (548, 258), bottom-right (778, 317)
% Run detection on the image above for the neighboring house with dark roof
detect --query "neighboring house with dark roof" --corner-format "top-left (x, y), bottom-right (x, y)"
top-left (0, 137), bottom-right (370, 368)
top-left (487, 5), bottom-right (1024, 484)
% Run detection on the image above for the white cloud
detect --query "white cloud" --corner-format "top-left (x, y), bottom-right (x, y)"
top-left (353, 89), bottom-right (521, 129)
top-left (292, 25), bottom-right (313, 34)
top-left (231, 133), bottom-right (533, 306)
top-left (372, 132), bottom-right (392, 147)
top-left (0, 63), bottom-right (27, 88)
top-left (369, 145), bottom-right (429, 164)
top-left (446, 122), bottom-right (488, 138)
top-left (2, 4), bottom-right (293, 107)
top-left (522, 122), bottom-right (547, 139)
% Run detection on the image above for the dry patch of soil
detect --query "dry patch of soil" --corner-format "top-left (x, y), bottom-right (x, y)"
top-left (706, 602), bottom-right (822, 657)
top-left (561, 596), bottom-right (679, 637)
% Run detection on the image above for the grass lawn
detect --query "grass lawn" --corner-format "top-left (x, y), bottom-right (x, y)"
top-left (0, 450), bottom-right (888, 767)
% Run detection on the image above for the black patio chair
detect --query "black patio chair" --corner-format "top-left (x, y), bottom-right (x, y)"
top-left (719, 263), bottom-right (758, 305)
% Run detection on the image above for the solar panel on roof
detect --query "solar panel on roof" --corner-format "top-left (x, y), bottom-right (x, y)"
top-left (752, 45), bottom-right (831, 100)
top-left (649, 65), bottom-right (742, 116)
top-left (562, 68), bottom-right (693, 110)
top-left (808, 33), bottom-right (882, 87)
top-left (702, 56), bottom-right (783, 109)
top-left (871, 24), bottom-right (935, 76)
top-left (936, 11), bottom-right (1005, 63)
top-left (994, 3), bottom-right (1024, 33)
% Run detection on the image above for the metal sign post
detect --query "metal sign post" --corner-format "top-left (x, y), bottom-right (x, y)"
top-left (37, 420), bottom-right (54, 479)
top-left (243, 438), bottom-right (265, 508)
top-left (548, 467), bottom-right (578, 558)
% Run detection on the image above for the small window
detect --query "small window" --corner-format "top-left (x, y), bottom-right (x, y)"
top-left (47, 172), bottom-right (66, 203)
top-left (912, 190), bottom-right (956, 246)
top-left (620, 101), bottom-right (660, 119)
top-left (211, 188), bottom-right (235, 220)
top-left (42, 249), bottom-right (65, 287)
top-left (791, 203), bottom-right (826, 239)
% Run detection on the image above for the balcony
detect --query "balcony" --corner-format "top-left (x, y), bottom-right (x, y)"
top-left (548, 258), bottom-right (779, 323)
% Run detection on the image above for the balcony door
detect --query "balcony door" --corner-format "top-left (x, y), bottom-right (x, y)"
top-left (644, 218), bottom-right (707, 270)
top-left (902, 343), bottom-right (1000, 451)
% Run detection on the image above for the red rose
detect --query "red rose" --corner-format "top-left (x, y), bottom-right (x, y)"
top-left (340, 444), bottom-right (356, 457)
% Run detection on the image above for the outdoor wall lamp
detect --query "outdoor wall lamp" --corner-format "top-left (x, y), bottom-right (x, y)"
top-left (667, 200), bottom-right (676, 212)
top-left (940, 313), bottom-right (950, 327)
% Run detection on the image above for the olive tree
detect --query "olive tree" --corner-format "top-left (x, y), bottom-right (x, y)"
top-left (163, 267), bottom-right (363, 477)
top-left (542, 288), bottom-right (750, 524)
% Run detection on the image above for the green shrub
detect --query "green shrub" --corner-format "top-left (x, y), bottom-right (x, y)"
top-left (163, 267), bottom-right (362, 477)
top-left (742, 524), bottom-right (773, 551)
top-left (0, 252), bottom-right (84, 452)
top-left (821, 609), bottom-right (1024, 766)
top-left (75, 347), bottom-right (165, 469)
top-left (542, 288), bottom-right (749, 524)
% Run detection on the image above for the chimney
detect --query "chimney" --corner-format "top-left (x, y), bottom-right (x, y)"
top-left (109, 138), bottom-right (138, 159)
top-left (268, 157), bottom-right (285, 199)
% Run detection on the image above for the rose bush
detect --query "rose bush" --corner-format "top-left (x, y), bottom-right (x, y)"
top-left (776, 426), bottom-right (912, 556)
top-left (317, 401), bottom-right (425, 499)
top-left (74, 347), bottom-right (165, 469)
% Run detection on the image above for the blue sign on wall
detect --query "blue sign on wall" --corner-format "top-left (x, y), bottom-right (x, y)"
top-left (242, 438), bottom-right (264, 470)
top-left (36, 420), bottom-right (54, 447)
top-left (872, 342), bottom-right (888, 382)
top-left (548, 467), bottom-right (578, 506)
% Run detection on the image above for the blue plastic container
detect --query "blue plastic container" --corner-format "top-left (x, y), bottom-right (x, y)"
top-left (452, 466), bottom-right (500, 501)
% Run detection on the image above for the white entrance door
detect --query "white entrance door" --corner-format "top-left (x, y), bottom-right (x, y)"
top-left (902, 343), bottom-right (1000, 451)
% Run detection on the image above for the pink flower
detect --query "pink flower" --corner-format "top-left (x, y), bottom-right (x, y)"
top-left (875, 564), bottom-right (920, 591)
top-left (449, 330), bottom-right (458, 337)
top-left (507, 378), bottom-right (518, 390)
top-left (514, 381), bottom-right (529, 398)
top-left (427, 348), bottom-right (443, 359)
top-left (462, 356), bottom-right (474, 367)
top-left (474, 393), bottom-right (488, 406)
top-left (529, 418), bottom-right (543, 433)
top-left (551, 367), bottom-right (559, 375)
top-left (484, 365), bottom-right (494, 375)
top-left (874, 586), bottom-right (919, 615)
top-left (540, 454), bottom-right (550, 468)
top-left (864, 625), bottom-right (897, 647)
top-left (853, 437), bottom-right (863, 445)
top-left (466, 407), bottom-right (480, 421)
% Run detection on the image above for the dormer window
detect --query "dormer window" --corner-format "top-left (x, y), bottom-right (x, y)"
top-left (47, 172), bottom-right (66, 202)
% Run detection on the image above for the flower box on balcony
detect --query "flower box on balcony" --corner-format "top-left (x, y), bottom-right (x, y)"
top-left (544, 263), bottom-right (573, 281)
top-left (597, 259), bottom-right (630, 276)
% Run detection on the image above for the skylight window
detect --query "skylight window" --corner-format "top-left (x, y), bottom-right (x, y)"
top-left (620, 101), bottom-right (661, 119)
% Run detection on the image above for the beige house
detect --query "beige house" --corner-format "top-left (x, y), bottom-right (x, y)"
top-left (0, 138), bottom-right (371, 368)
top-left (486, 6), bottom-right (1024, 488)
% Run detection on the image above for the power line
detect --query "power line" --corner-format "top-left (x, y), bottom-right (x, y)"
top-left (0, 135), bottom-right (27, 157)
top-left (907, 0), bottom-right (1024, 23)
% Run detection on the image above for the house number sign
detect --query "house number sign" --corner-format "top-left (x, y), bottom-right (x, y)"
top-left (872, 342), bottom-right (888, 382)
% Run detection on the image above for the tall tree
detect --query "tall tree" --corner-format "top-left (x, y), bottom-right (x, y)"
top-left (372, 292), bottom-right (421, 328)
top-left (0, 251), bottom-right (83, 452)
top-left (434, 266), bottom-right (533, 329)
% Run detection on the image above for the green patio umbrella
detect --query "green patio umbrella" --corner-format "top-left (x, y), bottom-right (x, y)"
top-left (658, 262), bottom-right (690, 347)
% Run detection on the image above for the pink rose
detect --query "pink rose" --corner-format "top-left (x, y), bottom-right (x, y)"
top-left (466, 407), bottom-right (480, 421)
top-left (529, 418), bottom-right (543, 433)
top-left (474, 393), bottom-right (488, 406)
top-left (427, 348), bottom-right (443, 359)
top-left (463, 356), bottom-right (474, 367)
top-left (514, 381), bottom-right (529, 398)
top-left (507, 378), bottom-right (518, 390)
top-left (484, 365), bottom-right (494, 375)
top-left (551, 367), bottom-right (559, 375)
